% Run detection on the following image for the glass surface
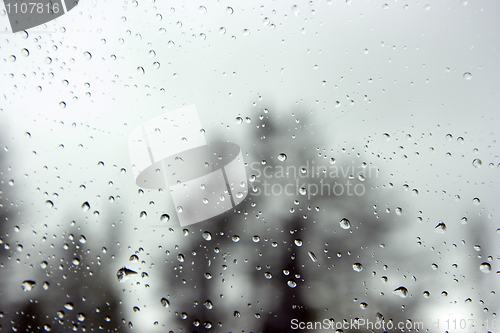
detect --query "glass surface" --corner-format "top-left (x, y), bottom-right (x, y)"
top-left (1, 1), bottom-right (499, 332)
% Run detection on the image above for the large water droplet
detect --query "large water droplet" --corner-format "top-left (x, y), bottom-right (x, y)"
top-left (340, 218), bottom-right (351, 230)
top-left (278, 153), bottom-right (287, 162)
top-left (160, 214), bottom-right (170, 222)
top-left (393, 286), bottom-right (409, 298)
top-left (479, 262), bottom-right (491, 274)
top-left (116, 267), bottom-right (138, 282)
top-left (472, 158), bottom-right (482, 168)
top-left (202, 231), bottom-right (212, 241)
top-left (352, 263), bottom-right (363, 272)
top-left (232, 235), bottom-right (240, 242)
top-left (161, 298), bottom-right (170, 307)
top-left (21, 280), bottom-right (36, 291)
top-left (204, 300), bottom-right (213, 309)
top-left (287, 280), bottom-right (297, 288)
top-left (81, 201), bottom-right (90, 212)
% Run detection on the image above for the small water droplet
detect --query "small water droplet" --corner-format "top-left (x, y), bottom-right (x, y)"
top-left (423, 291), bottom-right (430, 298)
top-left (177, 254), bottom-right (185, 262)
top-left (463, 72), bottom-right (472, 80)
top-left (264, 272), bottom-right (273, 279)
top-left (226, 6), bottom-right (234, 14)
top-left (198, 5), bottom-right (207, 14)
top-left (160, 214), bottom-right (170, 222)
top-left (473, 197), bottom-right (481, 205)
top-left (472, 158), bottom-right (482, 168)
top-left (137, 66), bottom-right (145, 75)
top-left (287, 280), bottom-right (297, 288)
top-left (291, 5), bottom-right (300, 16)
top-left (140, 211), bottom-right (147, 218)
top-left (308, 251), bottom-right (318, 262)
top-left (294, 239), bottom-right (303, 247)
top-left (64, 303), bottom-right (74, 311)
top-left (83, 51), bottom-right (92, 60)
top-left (232, 235), bottom-right (240, 242)
top-left (435, 222), bottom-right (447, 233)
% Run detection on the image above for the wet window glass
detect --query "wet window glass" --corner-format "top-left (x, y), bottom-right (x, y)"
top-left (1, 1), bottom-right (499, 332)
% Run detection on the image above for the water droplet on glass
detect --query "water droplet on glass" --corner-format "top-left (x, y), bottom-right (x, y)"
top-left (308, 251), bottom-right (318, 262)
top-left (137, 66), bottom-right (145, 75)
top-left (294, 239), bottom-right (303, 247)
top-left (116, 267), bottom-right (138, 282)
top-left (264, 272), bottom-right (273, 279)
top-left (83, 51), bottom-right (92, 60)
top-left (59, 101), bottom-right (66, 109)
top-left (177, 254), bottom-right (185, 262)
top-left (252, 235), bottom-right (260, 242)
top-left (64, 303), bottom-right (74, 311)
top-left (21, 48), bottom-right (29, 56)
top-left (340, 218), bottom-right (351, 230)
top-left (232, 235), bottom-right (240, 242)
top-left (226, 6), bottom-right (234, 14)
top-left (479, 262), bottom-right (491, 274)
top-left (395, 207), bottom-right (403, 215)
top-left (463, 72), bottom-right (472, 80)
top-left (360, 302), bottom-right (368, 309)
top-left (140, 211), bottom-right (147, 218)
top-left (160, 214), bottom-right (170, 222)
top-left (393, 286), bottom-right (409, 298)
top-left (278, 153), bottom-right (287, 162)
top-left (45, 200), bottom-right (54, 208)
top-left (352, 263), bottom-right (363, 272)
top-left (423, 291), bottom-right (430, 298)
top-left (21, 280), bottom-right (36, 292)
top-left (287, 280), bottom-right (297, 288)
top-left (81, 201), bottom-right (90, 212)
top-left (473, 197), bottom-right (481, 205)
top-left (435, 222), bottom-right (446, 233)
top-left (472, 158), bottom-right (482, 168)
top-left (77, 313), bottom-right (85, 322)
top-left (204, 300), bottom-right (213, 309)
top-left (202, 231), bottom-right (212, 241)
top-left (153, 61), bottom-right (160, 69)
top-left (198, 5), bottom-right (207, 14)
top-left (161, 298), bottom-right (170, 307)
top-left (291, 5), bottom-right (300, 16)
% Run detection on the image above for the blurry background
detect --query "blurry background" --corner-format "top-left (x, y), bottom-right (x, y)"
top-left (0, 0), bottom-right (499, 332)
